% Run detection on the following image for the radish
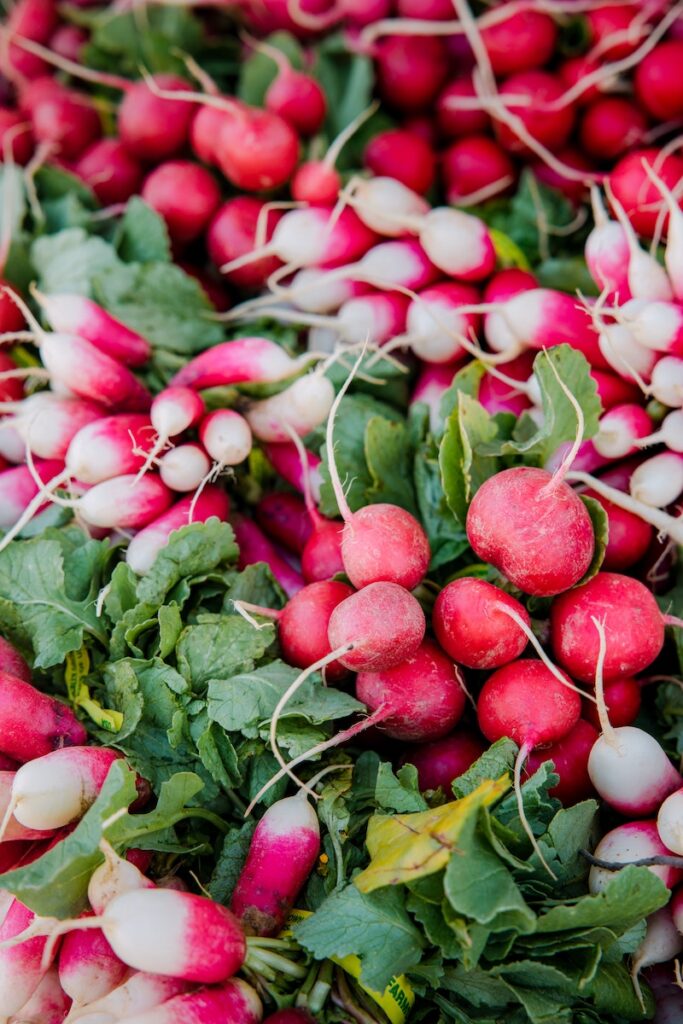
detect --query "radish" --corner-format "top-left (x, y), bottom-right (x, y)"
top-left (392, 282), bottom-right (480, 364)
top-left (640, 166), bottom-right (683, 303)
top-left (401, 730), bottom-right (486, 793)
top-left (60, 971), bottom-right (187, 1022)
top-left (589, 821), bottom-right (683, 894)
top-left (0, 898), bottom-right (56, 1017)
top-left (526, 718), bottom-right (599, 807)
top-left (585, 187), bottom-right (631, 302)
top-left (245, 374), bottom-right (335, 444)
top-left (158, 444), bottom-right (211, 493)
top-left (9, 963), bottom-right (70, 1024)
top-left (410, 360), bottom-right (461, 431)
top-left (437, 74), bottom-right (489, 139)
top-left (597, 322), bottom-right (658, 385)
top-left (132, 387), bottom-right (205, 480)
top-left (249, 38), bottom-right (326, 137)
top-left (655, 786), bottom-right (683, 857)
top-left (356, 639), bottom-right (467, 742)
top-left (443, 135), bottom-right (515, 205)
top-left (88, 840), bottom-right (155, 917)
top-left (50, 23), bottom-right (87, 62)
top-left (117, 75), bottom-right (195, 162)
top-left (480, 7), bottom-right (557, 76)
top-left (494, 71), bottom-right (576, 158)
top-left (58, 915), bottom-right (127, 1008)
top-left (608, 192), bottom-right (674, 303)
top-left (582, 488), bottom-right (653, 571)
top-left (4, 0), bottom-right (57, 80)
top-left (551, 573), bottom-right (666, 684)
top-left (363, 129), bottom-right (436, 195)
top-left (484, 289), bottom-right (604, 366)
top-left (477, 659), bottom-right (582, 874)
top-left (631, 908), bottom-right (683, 1007)
top-left (72, 138), bottom-right (143, 205)
top-left (207, 197), bottom-right (283, 291)
top-left (0, 771), bottom-right (55, 842)
top-left (0, 746), bottom-right (120, 835)
top-left (231, 793), bottom-right (320, 936)
top-left (337, 176), bottom-right (430, 238)
top-left (479, 352), bottom-right (535, 417)
top-left (589, 721), bottom-right (681, 818)
top-left (264, 441), bottom-right (322, 503)
top-left (0, 636), bottom-right (31, 683)
top-left (584, 677), bottom-right (641, 730)
top-left (126, 486), bottom-right (230, 575)
top-left (64, 474), bottom-right (173, 531)
top-left (617, 300), bottom-right (683, 356)
top-left (7, 394), bottom-right (104, 461)
top-left (585, 3), bottom-right (649, 60)
top-left (289, 100), bottom-right (381, 204)
top-left (141, 161), bottom-right (220, 245)
top-left (634, 41), bottom-right (683, 120)
top-left (609, 149), bottom-right (683, 237)
top-left (255, 492), bottom-right (312, 554)
top-left (169, 337), bottom-right (307, 392)
top-left (277, 580), bottom-right (354, 682)
top-left (275, 292), bottom-right (410, 349)
top-left (327, 581), bottom-right (426, 672)
top-left (0, 109), bottom-right (33, 165)
top-left (374, 34), bottom-right (448, 113)
top-left (215, 104), bottom-right (299, 193)
top-left (0, 671), bottom-right (86, 762)
top-left (432, 577), bottom-right (530, 670)
top-left (110, 977), bottom-right (262, 1024)
top-left (198, 408), bottom-right (253, 470)
top-left (30, 87), bottom-right (101, 160)
top-left (591, 369), bottom-right (639, 411)
top-left (650, 357), bottom-right (683, 408)
top-left (593, 404), bottom-right (653, 459)
top-left (630, 453), bottom-right (683, 508)
top-left (65, 414), bottom-right (154, 485)
top-left (579, 97), bottom-right (647, 162)
top-left (0, 459), bottom-right (65, 529)
top-left (32, 291), bottom-right (151, 367)
top-left (232, 516), bottom-right (304, 598)
top-left (636, 410), bottom-right (683, 453)
top-left (466, 466), bottom-right (596, 597)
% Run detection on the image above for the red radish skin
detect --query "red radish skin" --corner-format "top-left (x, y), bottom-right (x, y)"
top-left (0, 898), bottom-right (56, 1017)
top-left (479, 352), bottom-right (535, 417)
top-left (356, 639), bottom-right (467, 742)
top-left (328, 581), bottom-right (426, 672)
top-left (609, 149), bottom-right (683, 237)
top-left (579, 98), bottom-right (647, 162)
top-left (301, 519), bottom-right (344, 583)
top-left (78, 474), bottom-right (173, 531)
top-left (291, 160), bottom-right (341, 205)
top-left (141, 161), bottom-right (221, 245)
top-left (256, 492), bottom-right (313, 554)
top-left (5, 0), bottom-right (57, 80)
top-left (207, 198), bottom-right (283, 291)
top-left (526, 718), bottom-right (599, 806)
top-left (170, 337), bottom-right (302, 391)
top-left (634, 41), bottom-right (683, 120)
top-left (216, 106), bottom-right (299, 192)
top-left (263, 1011), bottom-right (317, 1024)
top-left (494, 71), bottom-right (576, 157)
top-left (364, 129), bottom-right (436, 195)
top-left (433, 578), bottom-right (530, 670)
top-left (443, 135), bottom-right (515, 204)
top-left (231, 794), bottom-right (320, 935)
top-left (550, 573), bottom-right (665, 684)
top-left (232, 516), bottom-right (304, 598)
top-left (126, 487), bottom-right (230, 575)
top-left (30, 88), bottom-right (101, 160)
top-left (585, 677), bottom-right (641, 730)
top-left (11, 394), bottom-right (104, 462)
top-left (73, 138), bottom-right (143, 206)
top-left (264, 63), bottom-right (327, 137)
top-left (264, 442), bottom-right (322, 503)
top-left (278, 581), bottom-right (354, 682)
top-left (66, 414), bottom-right (153, 485)
top-left (466, 467), bottom-right (595, 597)
top-left (437, 76), bottom-right (489, 139)
top-left (585, 4), bottom-right (648, 60)
top-left (591, 370), bottom-right (639, 411)
top-left (0, 636), bottom-right (31, 683)
top-left (0, 109), bottom-right (33, 164)
top-left (37, 331), bottom-right (151, 412)
top-left (0, 671), bottom-right (86, 762)
top-left (35, 293), bottom-right (151, 367)
top-left (582, 488), bottom-right (653, 571)
top-left (480, 8), bottom-right (557, 76)
top-left (375, 35), bottom-right (449, 113)
top-left (113, 977), bottom-right (262, 1024)
top-left (558, 55), bottom-right (603, 107)
top-left (401, 730), bottom-right (486, 792)
top-left (339, 502), bottom-right (430, 591)
top-left (0, 459), bottom-right (65, 528)
top-left (0, 348), bottom-right (26, 398)
top-left (589, 821), bottom-right (683, 894)
top-left (118, 75), bottom-right (194, 162)
top-left (50, 23), bottom-right (88, 61)
top-left (58, 914), bottom-right (127, 1007)
top-left (9, 963), bottom-right (70, 1024)
top-left (477, 660), bottom-right (582, 750)
top-left (530, 148), bottom-right (594, 208)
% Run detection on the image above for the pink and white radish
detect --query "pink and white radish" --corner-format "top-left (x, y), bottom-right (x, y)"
top-left (198, 408), bottom-right (253, 473)
top-left (0, 898), bottom-right (57, 1018)
top-left (650, 357), bottom-right (683, 408)
top-left (585, 187), bottom-right (631, 302)
top-left (245, 374), bottom-right (335, 443)
top-left (589, 821), bottom-right (683, 894)
top-left (485, 289), bottom-right (604, 367)
top-left (158, 444), bottom-right (211, 492)
top-left (0, 670), bottom-right (86, 763)
top-left (62, 971), bottom-right (187, 1023)
top-left (631, 908), bottom-right (683, 1007)
top-left (629, 453), bottom-right (683, 508)
top-left (340, 176), bottom-right (430, 237)
top-left (136, 387), bottom-right (204, 477)
top-left (255, 492), bottom-right (312, 555)
top-left (5, 394), bottom-right (104, 461)
top-left (87, 841), bottom-right (155, 918)
top-left (9, 963), bottom-right (71, 1024)
top-left (617, 300), bottom-right (683, 356)
top-left (66, 414), bottom-right (154, 485)
top-left (58, 915), bottom-right (127, 1009)
top-left (0, 771), bottom-right (55, 842)
top-left (263, 442), bottom-right (322, 503)
top-left (126, 486), bottom-right (230, 575)
top-left (589, 723), bottom-right (681, 818)
top-left (391, 282), bottom-right (481, 364)
top-left (170, 337), bottom-right (308, 392)
top-left (597, 322), bottom-right (657, 385)
top-left (110, 977), bottom-right (262, 1024)
top-left (635, 411), bottom-right (683, 454)
top-left (72, 474), bottom-right (173, 531)
top-left (593, 404), bottom-right (653, 459)
top-left (32, 291), bottom-right (151, 367)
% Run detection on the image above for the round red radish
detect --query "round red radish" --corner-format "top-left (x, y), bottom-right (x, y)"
top-left (481, 8), bottom-right (557, 76)
top-left (263, 1011), bottom-right (317, 1024)
top-left (477, 659), bottom-right (582, 748)
top-left (256, 492), bottom-right (313, 554)
top-left (49, 24), bottom-right (88, 62)
top-left (433, 577), bottom-right (530, 670)
top-left (442, 135), bottom-right (515, 204)
top-left (216, 107), bottom-right (299, 192)
top-left (30, 89), bottom-right (101, 160)
top-left (530, 147), bottom-right (594, 207)
top-left (634, 41), bottom-right (683, 121)
top-left (265, 67), bottom-right (326, 137)
top-left (401, 730), bottom-right (486, 792)
top-left (0, 637), bottom-right (31, 683)
top-left (141, 161), bottom-right (220, 244)
top-left (356, 640), bottom-right (467, 742)
top-left (466, 467), bottom-right (595, 597)
top-left (584, 676), bottom-right (641, 730)
top-left (436, 76), bottom-right (489, 139)
top-left (363, 129), bottom-right (436, 195)
top-left (375, 35), bottom-right (449, 113)
top-left (189, 104), bottom-right (230, 166)
top-left (396, 0), bottom-right (453, 16)
top-left (582, 487), bottom-right (653, 571)
top-left (301, 519), bottom-right (344, 583)
top-left (526, 718), bottom-right (598, 806)
top-left (579, 98), bottom-right (647, 162)
top-left (0, 109), bottom-right (33, 164)
top-left (118, 75), bottom-right (194, 162)
top-left (327, 581), bottom-right (426, 672)
top-left (278, 580), bottom-right (354, 682)
top-left (74, 139), bottom-right (143, 205)
top-left (291, 160), bottom-right (341, 205)
top-left (550, 572), bottom-right (665, 684)
top-left (207, 197), bottom-right (283, 291)
top-left (558, 55), bottom-right (603, 106)
top-left (0, 349), bottom-right (25, 400)
top-left (609, 148), bottom-right (683, 237)
top-left (340, 503), bottom-right (430, 591)
top-left (5, 0), bottom-right (57, 80)
top-left (494, 71), bottom-right (575, 157)
top-left (585, 4), bottom-right (649, 60)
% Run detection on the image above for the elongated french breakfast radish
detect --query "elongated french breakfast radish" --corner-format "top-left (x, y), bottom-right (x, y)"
top-left (65, 971), bottom-right (187, 1023)
top-left (0, 771), bottom-right (55, 841)
top-left (432, 577), bottom-right (530, 669)
top-left (584, 187), bottom-right (631, 302)
top-left (593, 404), bottom-right (653, 459)
top-left (275, 292), bottom-right (410, 348)
top-left (114, 977), bottom-right (262, 1024)
top-left (88, 841), bottom-right (155, 917)
top-left (0, 671), bottom-right (86, 762)
top-left (199, 408), bottom-right (253, 469)
top-left (485, 289), bottom-right (604, 366)
top-left (245, 374), bottom-right (335, 442)
top-left (58, 915), bottom-right (127, 1009)
top-left (589, 820), bottom-right (683, 894)
top-left (74, 474), bottom-right (173, 530)
top-left (231, 793), bottom-right (320, 936)
top-left (1, 746), bottom-right (119, 834)
top-left (632, 907), bottom-right (683, 1005)
top-left (610, 191), bottom-right (674, 302)
top-left (0, 459), bottom-right (64, 529)
top-left (277, 580), bottom-right (354, 682)
top-left (264, 441), bottom-right (322, 503)
top-left (32, 291), bottom-right (151, 366)
top-left (0, 898), bottom-right (56, 1017)
top-left (356, 639), bottom-right (467, 742)
top-left (232, 516), bottom-right (304, 598)
top-left (170, 337), bottom-right (306, 391)
top-left (630, 452), bottom-right (683, 508)
top-left (397, 282), bottom-right (481, 363)
top-left (158, 444), bottom-right (211, 493)
top-left (327, 581), bottom-right (426, 672)
top-left (126, 486), bottom-right (230, 575)
top-left (618, 299), bottom-right (683, 356)
top-left (10, 962), bottom-right (70, 1024)
top-left (401, 730), bottom-right (486, 793)
top-left (137, 387), bottom-right (205, 475)
top-left (8, 393), bottom-right (104, 460)
top-left (66, 414), bottom-right (154, 485)
top-left (342, 176), bottom-right (430, 237)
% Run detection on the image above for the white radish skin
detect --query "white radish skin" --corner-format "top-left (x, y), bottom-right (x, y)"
top-left (170, 338), bottom-right (306, 392)
top-left (0, 771), bottom-right (55, 842)
top-left (199, 410), bottom-right (253, 466)
top-left (288, 269), bottom-right (364, 314)
top-left (112, 977), bottom-right (262, 1024)
top-left (0, 898), bottom-right (55, 1017)
top-left (66, 972), bottom-right (187, 1023)
top-left (78, 475), bottom-right (173, 529)
top-left (88, 840), bottom-right (155, 916)
top-left (402, 284), bottom-right (479, 363)
top-left (417, 208), bottom-right (496, 282)
top-left (58, 921), bottom-right (127, 1009)
top-left (126, 486), bottom-right (230, 575)
top-left (619, 299), bottom-right (683, 354)
top-left (585, 189), bottom-right (631, 301)
top-left (631, 907), bottom-right (683, 1006)
top-left (39, 333), bottom-right (151, 413)
top-left (347, 176), bottom-right (430, 237)
top-left (588, 726), bottom-right (682, 817)
top-left (593, 404), bottom-right (653, 459)
top-left (150, 388), bottom-right (204, 442)
top-left (66, 414), bottom-right (153, 485)
top-left (657, 789), bottom-right (683, 856)
top-left (34, 292), bottom-right (151, 367)
top-left (637, 410), bottom-right (683, 453)
top-left (589, 821), bottom-right (682, 894)
top-left (159, 444), bottom-right (211, 492)
top-left (611, 195), bottom-right (674, 302)
top-left (348, 239), bottom-right (438, 292)
top-left (642, 162), bottom-right (683, 303)
top-left (245, 375), bottom-right (335, 442)
top-left (630, 452), bottom-right (683, 508)
top-left (651, 357), bottom-right (683, 408)
top-left (598, 323), bottom-right (657, 383)
top-left (0, 421), bottom-right (27, 463)
top-left (9, 394), bottom-right (103, 460)
top-left (10, 963), bottom-right (71, 1024)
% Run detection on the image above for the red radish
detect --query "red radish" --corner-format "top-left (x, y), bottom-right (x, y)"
top-left (264, 441), bottom-right (322, 503)
top-left (118, 75), bottom-right (195, 162)
top-left (466, 466), bottom-right (596, 597)
top-left (656, 789), bottom-right (683, 857)
top-left (590, 370), bottom-right (639, 411)
top-left (159, 444), bottom-right (211, 493)
top-left (278, 580), bottom-right (354, 681)
top-left (0, 459), bottom-right (65, 529)
top-left (584, 677), bottom-right (641, 730)
top-left (250, 40), bottom-right (326, 137)
top-left (4, 0), bottom-right (57, 80)
top-left (231, 793), bottom-right (320, 935)
top-left (526, 718), bottom-right (599, 806)
top-left (0, 671), bottom-right (86, 762)
top-left (582, 489), bottom-right (653, 571)
top-left (0, 349), bottom-right (26, 399)
top-left (58, 915), bottom-right (127, 1008)
top-left (9, 394), bottom-right (104, 460)
top-left (479, 352), bottom-right (535, 417)
top-left (141, 161), bottom-right (220, 244)
top-left (0, 109), bottom-right (33, 164)
top-left (396, 0), bottom-right (453, 16)
top-left (0, 898), bottom-right (56, 1017)
top-left (551, 573), bottom-right (665, 684)
top-left (437, 76), bottom-right (489, 139)
top-left (593, 404), bottom-right (653, 459)
top-left (558, 55), bottom-right (603, 107)
top-left (401, 730), bottom-right (486, 792)
top-left (88, 840), bottom-right (155, 916)
top-left (375, 35), bottom-right (448, 113)
top-left (33, 292), bottom-right (151, 367)
top-left (356, 639), bottom-right (467, 742)
top-left (30, 88), bottom-right (101, 160)
top-left (363, 129), bottom-right (436, 195)
top-left (232, 516), bottom-right (304, 598)
top-left (630, 452), bottom-right (683, 508)
top-left (301, 518), bottom-right (344, 583)
top-left (433, 577), bottom-right (530, 670)
top-left (589, 821), bottom-right (682, 894)
top-left (328, 581), bottom-right (426, 672)
top-left (66, 414), bottom-right (154, 485)
top-left (245, 374), bottom-right (335, 443)
top-left (530, 147), bottom-right (595, 207)
top-left (73, 138), bottom-right (144, 205)
top-left (609, 149), bottom-right (683, 237)
top-left (0, 636), bottom-right (31, 683)
top-left (58, 971), bottom-right (187, 1021)
top-left (634, 41), bottom-right (683, 120)
top-left (480, 7), bottom-right (557, 76)
top-left (1, 746), bottom-right (119, 834)
top-left (442, 135), bottom-right (515, 205)
top-left (256, 492), bottom-right (313, 554)
top-left (494, 71), bottom-right (576, 157)
top-left (216, 105), bottom-right (299, 192)
top-left (477, 659), bottom-right (582, 873)
top-left (126, 486), bottom-right (230, 575)
top-left (263, 1011), bottom-right (316, 1024)
top-left (207, 198), bottom-right (283, 291)
top-left (291, 160), bottom-right (340, 205)
top-left (49, 23), bottom-right (88, 62)
top-left (9, 963), bottom-right (70, 1024)
top-left (579, 97), bottom-right (647, 162)
top-left (585, 4), bottom-right (648, 60)
top-left (110, 977), bottom-right (262, 1024)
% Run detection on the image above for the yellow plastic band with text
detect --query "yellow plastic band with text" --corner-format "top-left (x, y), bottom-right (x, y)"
top-left (65, 648), bottom-right (123, 733)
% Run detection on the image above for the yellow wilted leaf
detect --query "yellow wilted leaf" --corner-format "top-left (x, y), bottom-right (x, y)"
top-left (354, 775), bottom-right (510, 894)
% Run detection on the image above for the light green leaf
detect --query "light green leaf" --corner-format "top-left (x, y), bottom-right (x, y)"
top-left (32, 228), bottom-right (124, 297)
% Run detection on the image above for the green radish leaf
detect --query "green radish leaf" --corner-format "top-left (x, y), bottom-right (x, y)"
top-left (135, 520), bottom-right (238, 607)
top-left (536, 866), bottom-right (669, 934)
top-left (365, 416), bottom-right (418, 516)
top-left (176, 615), bottom-right (276, 692)
top-left (82, 6), bottom-right (205, 77)
top-left (32, 227), bottom-right (124, 297)
top-left (453, 738), bottom-right (518, 798)
top-left (237, 31), bottom-right (304, 106)
top-left (439, 391), bottom-right (500, 524)
top-left (575, 495), bottom-right (609, 586)
top-left (208, 819), bottom-right (256, 904)
top-left (116, 197), bottom-right (171, 264)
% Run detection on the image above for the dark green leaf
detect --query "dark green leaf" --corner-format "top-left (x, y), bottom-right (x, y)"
top-left (116, 197), bottom-right (171, 264)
